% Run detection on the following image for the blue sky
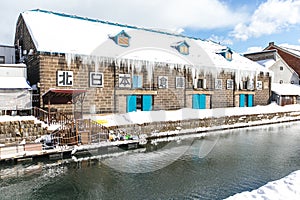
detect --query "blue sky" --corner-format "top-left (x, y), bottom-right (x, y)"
top-left (1, 0), bottom-right (300, 53)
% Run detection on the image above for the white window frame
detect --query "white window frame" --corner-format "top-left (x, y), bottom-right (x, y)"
top-left (215, 79), bottom-right (222, 90)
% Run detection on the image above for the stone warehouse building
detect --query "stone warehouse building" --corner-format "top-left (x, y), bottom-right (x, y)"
top-left (14, 9), bottom-right (271, 114)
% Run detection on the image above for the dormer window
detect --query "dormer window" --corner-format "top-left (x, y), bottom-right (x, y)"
top-left (173, 41), bottom-right (190, 55)
top-left (218, 48), bottom-right (233, 61)
top-left (111, 30), bottom-right (131, 47)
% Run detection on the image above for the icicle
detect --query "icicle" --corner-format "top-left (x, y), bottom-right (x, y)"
top-left (235, 69), bottom-right (240, 90)
top-left (95, 56), bottom-right (99, 72)
top-left (65, 53), bottom-right (73, 69)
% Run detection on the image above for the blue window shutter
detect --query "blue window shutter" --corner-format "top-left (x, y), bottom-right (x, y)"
top-left (240, 94), bottom-right (245, 107)
top-left (133, 76), bottom-right (142, 88)
top-left (142, 95), bottom-right (152, 111)
top-left (133, 76), bottom-right (138, 88)
top-left (192, 94), bottom-right (200, 109)
top-left (127, 95), bottom-right (137, 112)
top-left (248, 94), bottom-right (253, 107)
top-left (199, 94), bottom-right (206, 109)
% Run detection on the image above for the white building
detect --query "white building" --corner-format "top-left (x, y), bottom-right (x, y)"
top-left (0, 45), bottom-right (15, 64)
top-left (0, 64), bottom-right (32, 114)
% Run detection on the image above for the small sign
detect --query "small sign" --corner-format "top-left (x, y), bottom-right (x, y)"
top-left (158, 76), bottom-right (168, 89)
top-left (176, 77), bottom-right (185, 88)
top-left (256, 81), bottom-right (263, 90)
top-left (226, 79), bottom-right (234, 90)
top-left (57, 71), bottom-right (73, 86)
top-left (215, 79), bottom-right (222, 90)
top-left (119, 74), bottom-right (131, 88)
top-left (90, 72), bottom-right (104, 87)
top-left (264, 81), bottom-right (269, 89)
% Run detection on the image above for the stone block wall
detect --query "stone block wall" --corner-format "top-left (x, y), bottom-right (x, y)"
top-left (38, 54), bottom-right (116, 114)
top-left (255, 74), bottom-right (271, 105)
top-left (211, 72), bottom-right (235, 108)
top-left (0, 120), bottom-right (45, 145)
top-left (152, 65), bottom-right (187, 110)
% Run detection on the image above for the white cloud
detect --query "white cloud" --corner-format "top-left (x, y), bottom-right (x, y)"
top-left (208, 34), bottom-right (233, 46)
top-left (244, 46), bottom-right (264, 54)
top-left (231, 0), bottom-right (300, 41)
top-left (0, 0), bottom-right (248, 45)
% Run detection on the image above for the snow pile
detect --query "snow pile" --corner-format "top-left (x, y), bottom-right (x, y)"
top-left (225, 170), bottom-right (300, 200)
top-left (0, 115), bottom-right (48, 128)
top-left (272, 83), bottom-right (300, 95)
top-left (87, 103), bottom-right (300, 127)
top-left (0, 115), bottom-right (37, 122)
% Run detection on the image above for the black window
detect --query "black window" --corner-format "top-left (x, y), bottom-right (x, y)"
top-left (197, 79), bottom-right (206, 89)
top-left (0, 56), bottom-right (5, 64)
top-left (136, 95), bottom-right (142, 110)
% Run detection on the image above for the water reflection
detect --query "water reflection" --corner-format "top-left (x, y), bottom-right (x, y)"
top-left (1, 122), bottom-right (300, 200)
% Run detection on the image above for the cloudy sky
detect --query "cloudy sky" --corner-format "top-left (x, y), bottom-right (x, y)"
top-left (1, 0), bottom-right (300, 53)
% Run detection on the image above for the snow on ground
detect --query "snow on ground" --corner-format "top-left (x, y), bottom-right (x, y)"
top-left (225, 170), bottom-right (300, 200)
top-left (0, 115), bottom-right (49, 129)
top-left (86, 103), bottom-right (300, 127)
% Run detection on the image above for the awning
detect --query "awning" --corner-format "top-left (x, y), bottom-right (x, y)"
top-left (0, 77), bottom-right (31, 89)
top-left (42, 89), bottom-right (86, 105)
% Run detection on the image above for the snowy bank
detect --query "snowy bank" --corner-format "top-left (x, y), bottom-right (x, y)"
top-left (87, 103), bottom-right (300, 127)
top-left (225, 170), bottom-right (300, 200)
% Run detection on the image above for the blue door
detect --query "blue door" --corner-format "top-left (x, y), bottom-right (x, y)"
top-left (248, 94), bottom-right (253, 107)
top-left (199, 94), bottom-right (206, 109)
top-left (142, 95), bottom-right (152, 111)
top-left (193, 94), bottom-right (206, 109)
top-left (240, 94), bottom-right (245, 107)
top-left (192, 94), bottom-right (200, 109)
top-left (127, 95), bottom-right (137, 112)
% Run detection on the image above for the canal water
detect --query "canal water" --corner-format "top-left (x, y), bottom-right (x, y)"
top-left (1, 122), bottom-right (300, 200)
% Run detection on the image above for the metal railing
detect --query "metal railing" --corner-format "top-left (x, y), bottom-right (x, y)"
top-left (76, 119), bottom-right (109, 144)
top-left (33, 107), bottom-right (74, 126)
top-left (32, 107), bottom-right (109, 146)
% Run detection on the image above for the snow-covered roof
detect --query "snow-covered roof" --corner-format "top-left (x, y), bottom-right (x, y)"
top-left (0, 63), bottom-right (27, 77)
top-left (279, 44), bottom-right (300, 57)
top-left (0, 64), bottom-right (31, 89)
top-left (272, 83), bottom-right (300, 96)
top-left (195, 40), bottom-right (269, 72)
top-left (0, 77), bottom-right (31, 89)
top-left (256, 59), bottom-right (276, 68)
top-left (21, 9), bottom-right (268, 72)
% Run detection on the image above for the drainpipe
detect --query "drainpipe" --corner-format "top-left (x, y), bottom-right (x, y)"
top-left (113, 61), bottom-right (117, 113)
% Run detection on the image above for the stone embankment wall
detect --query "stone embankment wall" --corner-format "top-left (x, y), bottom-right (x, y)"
top-left (0, 120), bottom-right (45, 145)
top-left (107, 111), bottom-right (300, 139)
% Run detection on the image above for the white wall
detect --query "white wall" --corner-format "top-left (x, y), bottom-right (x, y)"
top-left (269, 59), bottom-right (299, 84)
top-left (0, 64), bottom-right (27, 78)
